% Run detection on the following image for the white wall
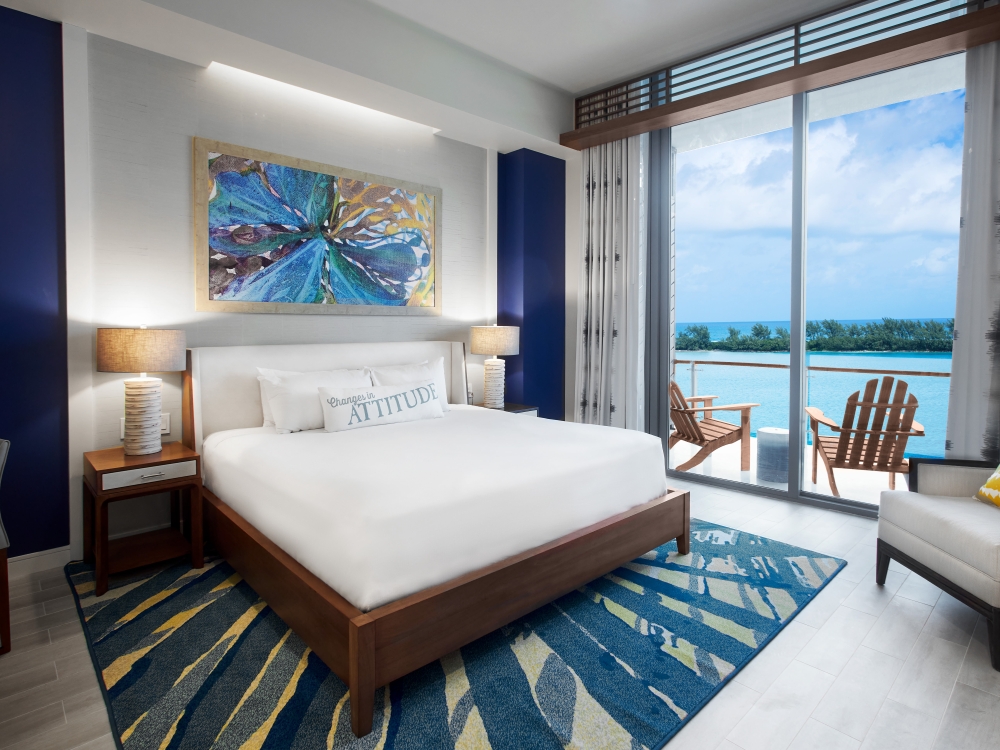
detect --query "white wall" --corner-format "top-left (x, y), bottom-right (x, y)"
top-left (82, 34), bottom-right (490, 540)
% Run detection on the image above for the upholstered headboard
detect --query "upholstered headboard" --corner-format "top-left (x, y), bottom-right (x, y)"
top-left (183, 341), bottom-right (467, 453)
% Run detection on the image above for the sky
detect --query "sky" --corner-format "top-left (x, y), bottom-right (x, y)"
top-left (674, 88), bottom-right (966, 325)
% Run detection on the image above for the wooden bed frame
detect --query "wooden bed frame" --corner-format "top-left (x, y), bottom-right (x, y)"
top-left (183, 363), bottom-right (690, 737)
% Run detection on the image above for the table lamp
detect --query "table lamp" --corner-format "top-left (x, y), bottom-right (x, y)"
top-left (470, 325), bottom-right (519, 409)
top-left (96, 328), bottom-right (187, 455)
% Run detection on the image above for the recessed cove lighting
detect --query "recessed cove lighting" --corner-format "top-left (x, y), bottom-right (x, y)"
top-left (206, 62), bottom-right (440, 134)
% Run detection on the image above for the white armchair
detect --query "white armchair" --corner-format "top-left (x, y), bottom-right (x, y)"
top-left (877, 458), bottom-right (999, 671)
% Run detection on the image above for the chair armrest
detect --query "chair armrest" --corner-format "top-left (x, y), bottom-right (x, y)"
top-left (911, 421), bottom-right (925, 436)
top-left (908, 458), bottom-right (996, 495)
top-left (685, 395), bottom-right (719, 404)
top-left (804, 407), bottom-right (839, 430)
top-left (698, 403), bottom-right (760, 413)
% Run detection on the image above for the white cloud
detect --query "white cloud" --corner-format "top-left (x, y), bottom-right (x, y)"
top-left (675, 91), bottom-right (964, 236)
top-left (910, 247), bottom-right (956, 274)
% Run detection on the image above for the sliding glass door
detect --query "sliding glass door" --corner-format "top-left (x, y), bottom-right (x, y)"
top-left (669, 99), bottom-right (792, 491)
top-left (801, 56), bottom-right (965, 505)
top-left (665, 54), bottom-right (965, 510)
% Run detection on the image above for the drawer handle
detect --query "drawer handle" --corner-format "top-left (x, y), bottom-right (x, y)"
top-left (140, 472), bottom-right (166, 480)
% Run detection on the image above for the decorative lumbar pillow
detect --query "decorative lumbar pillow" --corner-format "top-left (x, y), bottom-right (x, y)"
top-left (320, 381), bottom-right (443, 432)
top-left (260, 369), bottom-right (371, 434)
top-left (975, 465), bottom-right (1000, 508)
top-left (369, 357), bottom-right (450, 412)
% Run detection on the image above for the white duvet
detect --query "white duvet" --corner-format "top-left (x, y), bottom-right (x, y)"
top-left (202, 405), bottom-right (667, 611)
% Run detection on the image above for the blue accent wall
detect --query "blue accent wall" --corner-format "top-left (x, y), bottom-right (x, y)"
top-left (0, 7), bottom-right (68, 557)
top-left (497, 149), bottom-right (565, 419)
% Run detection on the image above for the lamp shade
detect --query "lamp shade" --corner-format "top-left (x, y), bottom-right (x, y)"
top-left (96, 328), bottom-right (187, 373)
top-left (470, 325), bottom-right (519, 356)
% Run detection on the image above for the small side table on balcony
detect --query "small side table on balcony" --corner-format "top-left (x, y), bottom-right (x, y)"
top-left (83, 442), bottom-right (203, 596)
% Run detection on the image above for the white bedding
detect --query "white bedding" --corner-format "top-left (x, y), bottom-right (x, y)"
top-left (203, 405), bottom-right (667, 611)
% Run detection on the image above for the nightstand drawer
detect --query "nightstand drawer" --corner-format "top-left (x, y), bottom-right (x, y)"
top-left (102, 460), bottom-right (197, 490)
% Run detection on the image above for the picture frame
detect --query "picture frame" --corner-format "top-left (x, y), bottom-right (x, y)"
top-left (193, 137), bottom-right (442, 316)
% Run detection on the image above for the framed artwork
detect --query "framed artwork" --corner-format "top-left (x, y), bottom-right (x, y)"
top-left (193, 138), bottom-right (441, 315)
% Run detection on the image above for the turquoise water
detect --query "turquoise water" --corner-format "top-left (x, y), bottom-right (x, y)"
top-left (680, 319), bottom-right (953, 341)
top-left (673, 350), bottom-right (951, 458)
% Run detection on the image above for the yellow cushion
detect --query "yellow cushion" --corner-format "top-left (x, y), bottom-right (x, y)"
top-left (975, 465), bottom-right (1000, 508)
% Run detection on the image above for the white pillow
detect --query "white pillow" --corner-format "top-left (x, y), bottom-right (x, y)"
top-left (256, 367), bottom-right (303, 427)
top-left (260, 369), bottom-right (371, 433)
top-left (320, 381), bottom-right (443, 432)
top-left (369, 357), bottom-right (450, 412)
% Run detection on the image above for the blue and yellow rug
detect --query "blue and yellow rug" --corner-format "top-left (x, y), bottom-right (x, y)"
top-left (67, 520), bottom-right (845, 749)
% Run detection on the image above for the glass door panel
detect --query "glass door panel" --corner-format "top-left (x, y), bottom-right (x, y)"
top-left (670, 98), bottom-right (793, 490)
top-left (801, 55), bottom-right (965, 506)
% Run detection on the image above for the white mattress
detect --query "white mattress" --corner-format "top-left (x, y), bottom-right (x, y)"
top-left (202, 405), bottom-right (667, 611)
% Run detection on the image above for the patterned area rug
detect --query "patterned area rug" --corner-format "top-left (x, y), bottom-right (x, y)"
top-left (67, 520), bottom-right (845, 749)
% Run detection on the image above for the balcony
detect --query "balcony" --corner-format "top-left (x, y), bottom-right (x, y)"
top-left (670, 357), bottom-right (951, 507)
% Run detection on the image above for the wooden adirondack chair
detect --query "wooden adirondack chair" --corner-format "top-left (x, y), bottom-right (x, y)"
top-left (806, 376), bottom-right (924, 498)
top-left (669, 381), bottom-right (759, 471)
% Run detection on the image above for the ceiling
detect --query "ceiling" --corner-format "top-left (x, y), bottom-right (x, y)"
top-left (363, 0), bottom-right (854, 94)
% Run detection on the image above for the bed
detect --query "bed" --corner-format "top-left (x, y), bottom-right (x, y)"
top-left (182, 340), bottom-right (689, 736)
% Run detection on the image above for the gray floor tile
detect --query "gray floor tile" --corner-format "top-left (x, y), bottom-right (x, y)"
top-left (5, 700), bottom-right (110, 750)
top-left (47, 621), bottom-right (83, 645)
top-left (0, 663), bottom-right (58, 701)
top-left (0, 668), bottom-right (101, 733)
top-left (666, 680), bottom-right (761, 750)
top-left (7, 580), bottom-right (41, 600)
top-left (922, 593), bottom-right (979, 647)
top-left (0, 635), bottom-right (87, 681)
top-left (0, 702), bottom-right (65, 750)
top-left (835, 542), bottom-right (878, 585)
top-left (859, 699), bottom-right (939, 750)
top-left (887, 633), bottom-right (968, 718)
top-left (796, 576), bottom-right (860, 630)
top-left (42, 598), bottom-right (76, 617)
top-left (9, 631), bottom-right (51, 656)
top-left (797, 606), bottom-right (878, 676)
top-left (957, 617), bottom-right (1000, 699)
top-left (10, 604), bottom-right (48, 626)
top-left (840, 571), bottom-right (907, 618)
top-left (733, 620), bottom-right (817, 694)
top-left (7, 587), bottom-right (72, 613)
top-left (68, 736), bottom-right (116, 750)
top-left (726, 660), bottom-right (836, 750)
top-left (815, 524), bottom-right (872, 558)
top-left (811, 646), bottom-right (903, 740)
top-left (788, 718), bottom-right (860, 750)
top-left (931, 682), bottom-right (1000, 750)
top-left (893, 572), bottom-right (942, 608)
top-left (861, 596), bottom-right (932, 661)
top-left (10, 610), bottom-right (80, 641)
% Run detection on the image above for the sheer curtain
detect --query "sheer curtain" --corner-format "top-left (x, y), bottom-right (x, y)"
top-left (575, 134), bottom-right (648, 428)
top-left (947, 42), bottom-right (1000, 461)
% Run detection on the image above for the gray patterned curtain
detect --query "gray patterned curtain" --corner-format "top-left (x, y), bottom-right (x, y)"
top-left (947, 42), bottom-right (1000, 462)
top-left (575, 135), bottom-right (647, 428)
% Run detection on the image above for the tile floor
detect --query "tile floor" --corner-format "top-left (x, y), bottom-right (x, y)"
top-left (0, 480), bottom-right (997, 749)
top-left (0, 569), bottom-right (114, 750)
top-left (665, 477), bottom-right (1000, 750)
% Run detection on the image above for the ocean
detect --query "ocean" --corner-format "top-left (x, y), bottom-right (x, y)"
top-left (678, 318), bottom-right (953, 340)
top-left (671, 348), bottom-right (951, 459)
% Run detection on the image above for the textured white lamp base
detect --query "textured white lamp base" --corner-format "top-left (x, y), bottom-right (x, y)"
top-left (124, 377), bottom-right (163, 456)
top-left (483, 357), bottom-right (505, 409)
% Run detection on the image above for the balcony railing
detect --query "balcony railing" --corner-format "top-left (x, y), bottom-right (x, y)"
top-left (673, 358), bottom-right (949, 398)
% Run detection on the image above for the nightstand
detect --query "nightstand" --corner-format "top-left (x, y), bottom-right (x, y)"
top-left (475, 402), bottom-right (539, 417)
top-left (83, 442), bottom-right (202, 596)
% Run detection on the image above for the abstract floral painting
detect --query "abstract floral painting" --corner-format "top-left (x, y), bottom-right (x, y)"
top-left (193, 138), bottom-right (440, 315)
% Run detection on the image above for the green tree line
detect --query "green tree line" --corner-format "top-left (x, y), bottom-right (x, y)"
top-left (676, 318), bottom-right (954, 352)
